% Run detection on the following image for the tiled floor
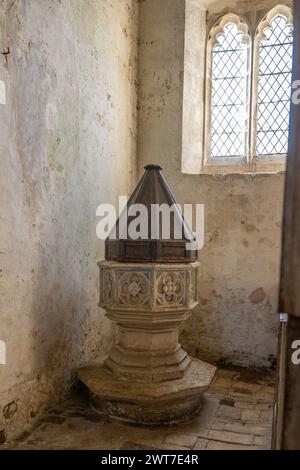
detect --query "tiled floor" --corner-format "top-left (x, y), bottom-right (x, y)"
top-left (4, 367), bottom-right (275, 450)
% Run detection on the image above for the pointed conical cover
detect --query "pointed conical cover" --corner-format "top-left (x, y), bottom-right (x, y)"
top-left (105, 165), bottom-right (197, 263)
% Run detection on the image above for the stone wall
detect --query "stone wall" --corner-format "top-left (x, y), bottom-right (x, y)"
top-left (137, 0), bottom-right (286, 368)
top-left (0, 0), bottom-right (138, 441)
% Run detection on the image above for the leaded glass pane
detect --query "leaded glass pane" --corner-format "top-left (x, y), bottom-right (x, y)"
top-left (210, 23), bottom-right (249, 158)
top-left (256, 15), bottom-right (293, 156)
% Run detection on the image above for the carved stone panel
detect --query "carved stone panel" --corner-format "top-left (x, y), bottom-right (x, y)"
top-left (116, 271), bottom-right (151, 307)
top-left (98, 261), bottom-right (200, 313)
top-left (102, 269), bottom-right (114, 305)
top-left (156, 271), bottom-right (186, 307)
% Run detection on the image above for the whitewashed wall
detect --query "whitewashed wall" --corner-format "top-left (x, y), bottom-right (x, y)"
top-left (0, 0), bottom-right (138, 440)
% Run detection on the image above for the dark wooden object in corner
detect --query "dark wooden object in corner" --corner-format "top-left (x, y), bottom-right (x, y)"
top-left (273, 0), bottom-right (300, 450)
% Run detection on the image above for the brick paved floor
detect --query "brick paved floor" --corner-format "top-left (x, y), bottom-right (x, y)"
top-left (3, 367), bottom-right (275, 450)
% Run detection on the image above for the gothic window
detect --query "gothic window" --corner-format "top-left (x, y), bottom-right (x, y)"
top-left (205, 6), bottom-right (293, 170)
top-left (255, 13), bottom-right (293, 156)
top-left (209, 16), bottom-right (250, 160)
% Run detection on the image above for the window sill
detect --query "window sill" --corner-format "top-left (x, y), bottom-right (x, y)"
top-left (198, 156), bottom-right (286, 175)
top-left (197, 167), bottom-right (286, 176)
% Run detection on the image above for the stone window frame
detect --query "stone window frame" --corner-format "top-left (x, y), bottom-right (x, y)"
top-left (181, 1), bottom-right (293, 175)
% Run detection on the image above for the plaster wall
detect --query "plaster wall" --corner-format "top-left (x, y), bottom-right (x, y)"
top-left (137, 0), bottom-right (286, 368)
top-left (0, 0), bottom-right (138, 440)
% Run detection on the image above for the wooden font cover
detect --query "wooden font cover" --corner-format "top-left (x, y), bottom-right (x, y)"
top-left (105, 165), bottom-right (197, 263)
